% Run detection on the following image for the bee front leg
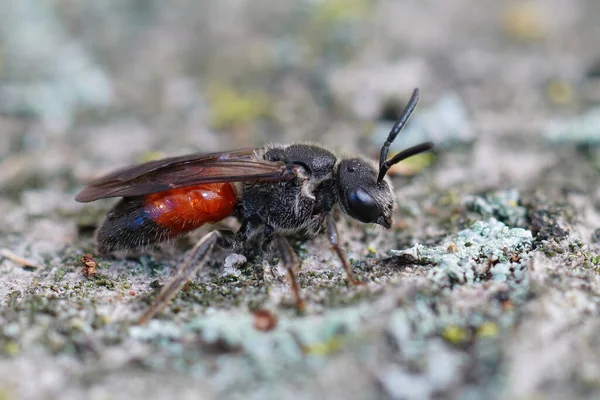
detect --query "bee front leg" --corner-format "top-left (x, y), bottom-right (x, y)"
top-left (262, 224), bottom-right (275, 253)
top-left (325, 214), bottom-right (364, 286)
top-left (274, 235), bottom-right (305, 312)
top-left (137, 230), bottom-right (224, 324)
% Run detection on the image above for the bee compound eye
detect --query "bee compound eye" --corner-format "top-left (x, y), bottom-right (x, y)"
top-left (346, 187), bottom-right (380, 223)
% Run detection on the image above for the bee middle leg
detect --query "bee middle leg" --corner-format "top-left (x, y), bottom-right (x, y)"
top-left (274, 234), bottom-right (305, 312)
top-left (326, 214), bottom-right (364, 285)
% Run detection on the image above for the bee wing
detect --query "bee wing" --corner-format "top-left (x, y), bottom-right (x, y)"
top-left (75, 148), bottom-right (296, 202)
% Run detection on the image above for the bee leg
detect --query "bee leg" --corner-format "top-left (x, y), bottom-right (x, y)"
top-left (235, 217), bottom-right (265, 261)
top-left (326, 214), bottom-right (364, 286)
top-left (274, 235), bottom-right (305, 312)
top-left (217, 228), bottom-right (243, 251)
top-left (262, 224), bottom-right (274, 253)
top-left (137, 230), bottom-right (222, 324)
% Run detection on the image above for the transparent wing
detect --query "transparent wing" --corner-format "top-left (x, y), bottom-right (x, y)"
top-left (76, 149), bottom-right (296, 202)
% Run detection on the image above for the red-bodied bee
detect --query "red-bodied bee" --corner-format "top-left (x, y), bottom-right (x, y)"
top-left (75, 88), bottom-right (433, 323)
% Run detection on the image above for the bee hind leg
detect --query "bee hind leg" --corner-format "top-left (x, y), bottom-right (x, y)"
top-left (137, 230), bottom-right (224, 324)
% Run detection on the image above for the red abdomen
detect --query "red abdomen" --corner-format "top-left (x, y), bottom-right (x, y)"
top-left (145, 183), bottom-right (237, 234)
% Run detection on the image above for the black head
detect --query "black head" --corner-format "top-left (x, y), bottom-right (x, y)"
top-left (337, 88), bottom-right (434, 228)
top-left (337, 158), bottom-right (395, 228)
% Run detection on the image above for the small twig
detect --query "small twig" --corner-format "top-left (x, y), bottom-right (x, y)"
top-left (0, 249), bottom-right (39, 269)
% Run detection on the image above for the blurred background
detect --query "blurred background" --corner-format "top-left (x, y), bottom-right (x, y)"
top-left (1, 0), bottom-right (598, 195)
top-left (1, 1), bottom-right (600, 399)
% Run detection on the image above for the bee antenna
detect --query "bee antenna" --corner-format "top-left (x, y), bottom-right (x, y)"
top-left (377, 88), bottom-right (434, 183)
top-left (379, 88), bottom-right (421, 170)
top-left (377, 141), bottom-right (434, 183)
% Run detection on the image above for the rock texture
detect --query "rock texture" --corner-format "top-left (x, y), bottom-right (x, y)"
top-left (1, 1), bottom-right (600, 399)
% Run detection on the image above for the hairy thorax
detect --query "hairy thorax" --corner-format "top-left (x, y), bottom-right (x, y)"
top-left (239, 143), bottom-right (338, 236)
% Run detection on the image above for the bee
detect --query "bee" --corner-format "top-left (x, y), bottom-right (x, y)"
top-left (75, 88), bottom-right (433, 323)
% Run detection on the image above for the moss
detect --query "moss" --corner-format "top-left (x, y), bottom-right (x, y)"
top-left (3, 341), bottom-right (19, 356)
top-left (305, 270), bottom-right (318, 278)
top-left (92, 274), bottom-right (116, 290)
top-left (54, 267), bottom-right (66, 282)
top-left (119, 281), bottom-right (132, 290)
top-left (442, 325), bottom-right (469, 344)
top-left (235, 260), bottom-right (260, 279)
top-left (211, 274), bottom-right (240, 285)
top-left (207, 83), bottom-right (272, 130)
top-left (311, 0), bottom-right (369, 25)
top-left (302, 334), bottom-right (344, 355)
top-left (476, 322), bottom-right (499, 338)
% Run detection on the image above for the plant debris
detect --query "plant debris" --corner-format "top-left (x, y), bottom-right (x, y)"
top-left (0, 248), bottom-right (38, 269)
top-left (80, 254), bottom-right (98, 278)
top-left (253, 309), bottom-right (278, 332)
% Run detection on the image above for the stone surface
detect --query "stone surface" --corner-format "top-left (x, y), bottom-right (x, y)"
top-left (1, 1), bottom-right (600, 399)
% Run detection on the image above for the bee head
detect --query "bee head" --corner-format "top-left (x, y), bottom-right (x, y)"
top-left (337, 88), bottom-right (433, 228)
top-left (337, 158), bottom-right (395, 228)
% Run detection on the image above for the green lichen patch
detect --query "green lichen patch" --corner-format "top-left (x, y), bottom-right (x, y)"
top-left (391, 219), bottom-right (533, 287)
top-left (127, 303), bottom-right (374, 380)
top-left (463, 189), bottom-right (527, 227)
